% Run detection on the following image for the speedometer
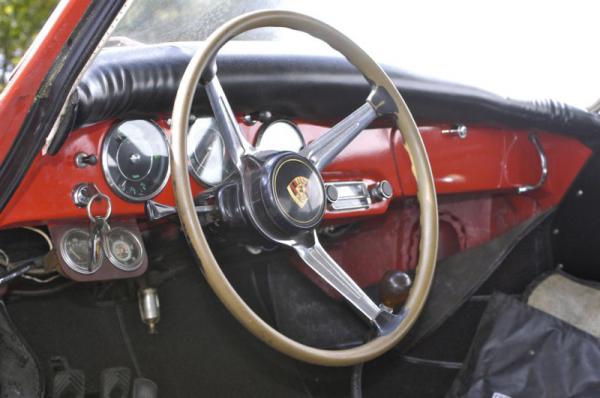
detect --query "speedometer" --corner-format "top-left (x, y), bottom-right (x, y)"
top-left (102, 120), bottom-right (170, 202)
top-left (187, 117), bottom-right (235, 186)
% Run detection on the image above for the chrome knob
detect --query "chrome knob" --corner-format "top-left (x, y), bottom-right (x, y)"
top-left (325, 184), bottom-right (339, 203)
top-left (371, 180), bottom-right (393, 201)
top-left (441, 124), bottom-right (468, 139)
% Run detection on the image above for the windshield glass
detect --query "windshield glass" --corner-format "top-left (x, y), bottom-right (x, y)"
top-left (112, 0), bottom-right (599, 109)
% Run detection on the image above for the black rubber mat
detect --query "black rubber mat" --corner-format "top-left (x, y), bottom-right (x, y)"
top-left (0, 301), bottom-right (44, 397)
top-left (448, 293), bottom-right (600, 397)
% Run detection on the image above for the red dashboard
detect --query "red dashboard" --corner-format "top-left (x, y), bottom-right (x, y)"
top-left (0, 115), bottom-right (591, 286)
top-left (0, 118), bottom-right (590, 229)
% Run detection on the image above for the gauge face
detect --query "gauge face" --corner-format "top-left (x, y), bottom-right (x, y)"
top-left (187, 117), bottom-right (235, 186)
top-left (103, 228), bottom-right (144, 271)
top-left (102, 120), bottom-right (170, 202)
top-left (256, 120), bottom-right (305, 152)
top-left (60, 229), bottom-right (101, 274)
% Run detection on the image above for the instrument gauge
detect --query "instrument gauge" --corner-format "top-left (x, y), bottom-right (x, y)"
top-left (103, 227), bottom-right (144, 271)
top-left (60, 229), bottom-right (101, 274)
top-left (256, 120), bottom-right (305, 152)
top-left (102, 120), bottom-right (170, 202)
top-left (187, 117), bottom-right (235, 186)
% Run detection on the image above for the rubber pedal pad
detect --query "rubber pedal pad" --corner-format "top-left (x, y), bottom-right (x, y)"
top-left (52, 369), bottom-right (85, 398)
top-left (100, 367), bottom-right (132, 398)
top-left (132, 378), bottom-right (158, 398)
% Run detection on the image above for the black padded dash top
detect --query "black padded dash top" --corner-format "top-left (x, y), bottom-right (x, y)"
top-left (72, 42), bottom-right (600, 148)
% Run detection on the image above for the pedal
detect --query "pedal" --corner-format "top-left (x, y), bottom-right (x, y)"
top-left (100, 367), bottom-right (131, 398)
top-left (52, 369), bottom-right (85, 398)
top-left (132, 378), bottom-right (158, 398)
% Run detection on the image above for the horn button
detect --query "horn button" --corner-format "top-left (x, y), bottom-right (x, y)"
top-left (258, 153), bottom-right (326, 233)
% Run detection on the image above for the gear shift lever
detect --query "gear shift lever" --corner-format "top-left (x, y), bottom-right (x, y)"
top-left (379, 270), bottom-right (412, 310)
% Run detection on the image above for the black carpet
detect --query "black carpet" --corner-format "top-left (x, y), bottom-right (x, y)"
top-left (6, 260), bottom-right (310, 397)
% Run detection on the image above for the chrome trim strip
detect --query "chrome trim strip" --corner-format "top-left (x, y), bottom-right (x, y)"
top-left (517, 133), bottom-right (548, 194)
top-left (325, 181), bottom-right (371, 211)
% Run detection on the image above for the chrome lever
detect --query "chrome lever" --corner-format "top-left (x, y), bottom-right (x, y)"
top-left (292, 230), bottom-right (405, 335)
top-left (145, 200), bottom-right (215, 222)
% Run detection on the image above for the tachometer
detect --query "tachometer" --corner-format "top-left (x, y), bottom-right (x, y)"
top-left (187, 117), bottom-right (235, 186)
top-left (102, 120), bottom-right (170, 202)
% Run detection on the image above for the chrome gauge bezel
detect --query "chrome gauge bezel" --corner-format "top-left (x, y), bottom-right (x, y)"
top-left (60, 228), bottom-right (101, 275)
top-left (102, 120), bottom-right (171, 202)
top-left (255, 119), bottom-right (305, 152)
top-left (103, 227), bottom-right (145, 272)
top-left (186, 116), bottom-right (236, 187)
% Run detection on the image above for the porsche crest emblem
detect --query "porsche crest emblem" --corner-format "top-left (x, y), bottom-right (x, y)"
top-left (287, 176), bottom-right (309, 208)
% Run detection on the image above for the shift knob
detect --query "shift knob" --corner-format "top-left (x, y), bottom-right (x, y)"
top-left (379, 270), bottom-right (412, 309)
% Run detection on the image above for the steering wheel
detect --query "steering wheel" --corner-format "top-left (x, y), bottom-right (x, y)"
top-left (170, 10), bottom-right (438, 366)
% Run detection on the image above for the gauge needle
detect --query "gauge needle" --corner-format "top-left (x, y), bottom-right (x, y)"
top-left (71, 249), bottom-right (83, 261)
top-left (70, 241), bottom-right (84, 261)
top-left (199, 149), bottom-right (211, 168)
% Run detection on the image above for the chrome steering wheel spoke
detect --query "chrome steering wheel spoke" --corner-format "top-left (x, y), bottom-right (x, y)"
top-left (202, 69), bottom-right (403, 335)
top-left (203, 64), bottom-right (254, 172)
top-left (171, 10), bottom-right (439, 366)
top-left (300, 86), bottom-right (393, 171)
top-left (291, 230), bottom-right (403, 336)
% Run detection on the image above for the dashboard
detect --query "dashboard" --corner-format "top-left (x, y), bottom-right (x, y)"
top-left (0, 116), bottom-right (589, 228)
top-left (0, 113), bottom-right (590, 283)
top-left (0, 42), bottom-right (596, 292)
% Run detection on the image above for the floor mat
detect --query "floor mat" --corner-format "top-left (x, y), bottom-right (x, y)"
top-left (399, 209), bottom-right (553, 351)
top-left (527, 271), bottom-right (600, 338)
top-left (448, 293), bottom-right (600, 398)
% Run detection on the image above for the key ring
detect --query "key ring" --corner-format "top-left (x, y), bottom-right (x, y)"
top-left (87, 193), bottom-right (112, 223)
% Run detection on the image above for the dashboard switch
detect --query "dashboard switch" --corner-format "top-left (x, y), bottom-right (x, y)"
top-left (74, 152), bottom-right (97, 168)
